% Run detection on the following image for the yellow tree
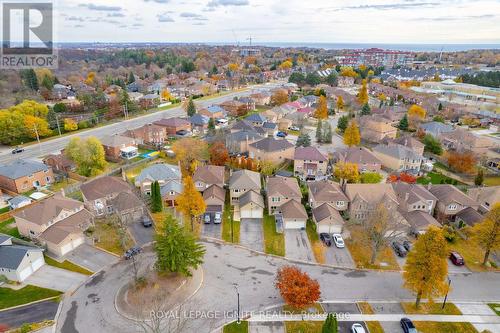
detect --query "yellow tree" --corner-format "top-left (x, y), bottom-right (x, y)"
top-left (23, 115), bottom-right (52, 138)
top-left (471, 203), bottom-right (500, 265)
top-left (161, 89), bottom-right (173, 101)
top-left (378, 93), bottom-right (387, 103)
top-left (340, 66), bottom-right (358, 78)
top-left (314, 95), bottom-right (328, 119)
top-left (403, 226), bottom-right (449, 308)
top-left (357, 79), bottom-right (369, 105)
top-left (343, 121), bottom-right (361, 147)
top-left (64, 118), bottom-right (78, 131)
top-left (270, 90), bottom-right (289, 106)
top-left (279, 60), bottom-right (293, 70)
top-left (228, 63), bottom-right (239, 72)
top-left (334, 162), bottom-right (360, 185)
top-left (172, 138), bottom-right (209, 175)
top-left (336, 95), bottom-right (344, 112)
top-left (408, 104), bottom-right (426, 120)
top-left (176, 176), bottom-right (206, 232)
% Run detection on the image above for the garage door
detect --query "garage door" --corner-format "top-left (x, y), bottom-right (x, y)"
top-left (60, 242), bottom-right (74, 256)
top-left (31, 257), bottom-right (44, 271)
top-left (318, 224), bottom-right (342, 234)
top-left (18, 266), bottom-right (33, 281)
top-left (71, 237), bottom-right (84, 249)
top-left (250, 207), bottom-right (263, 218)
top-left (285, 220), bottom-right (306, 230)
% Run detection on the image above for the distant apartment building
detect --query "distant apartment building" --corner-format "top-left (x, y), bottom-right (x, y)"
top-left (335, 48), bottom-right (413, 67)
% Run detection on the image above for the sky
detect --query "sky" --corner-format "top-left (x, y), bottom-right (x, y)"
top-left (50, 0), bottom-right (500, 44)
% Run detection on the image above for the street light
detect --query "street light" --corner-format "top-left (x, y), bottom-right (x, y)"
top-left (441, 276), bottom-right (452, 309)
top-left (234, 284), bottom-right (241, 324)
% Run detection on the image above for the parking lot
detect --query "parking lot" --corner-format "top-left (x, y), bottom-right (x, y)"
top-left (240, 218), bottom-right (264, 252)
top-left (64, 243), bottom-right (118, 272)
top-left (284, 230), bottom-right (314, 262)
top-left (324, 245), bottom-right (356, 268)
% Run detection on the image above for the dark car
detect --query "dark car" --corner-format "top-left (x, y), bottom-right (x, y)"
top-left (402, 240), bottom-right (412, 252)
top-left (176, 129), bottom-right (190, 137)
top-left (400, 318), bottom-right (417, 333)
top-left (124, 247), bottom-right (142, 260)
top-left (392, 241), bottom-right (408, 257)
top-left (319, 233), bottom-right (333, 247)
top-left (276, 131), bottom-right (288, 138)
top-left (11, 147), bottom-right (24, 154)
top-left (142, 218), bottom-right (153, 228)
top-left (449, 251), bottom-right (465, 266)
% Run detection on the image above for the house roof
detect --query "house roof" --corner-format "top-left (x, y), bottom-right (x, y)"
top-left (294, 147), bottom-right (327, 161)
top-left (262, 122), bottom-right (277, 129)
top-left (39, 209), bottom-right (93, 245)
top-left (12, 195), bottom-right (82, 226)
top-left (334, 147), bottom-right (381, 166)
top-left (393, 136), bottom-right (425, 151)
top-left (280, 199), bottom-right (308, 219)
top-left (203, 184), bottom-right (225, 202)
top-left (227, 130), bottom-right (264, 143)
top-left (308, 181), bottom-right (348, 203)
top-left (249, 137), bottom-right (294, 152)
top-left (312, 203), bottom-right (344, 225)
top-left (420, 122), bottom-right (454, 136)
top-left (401, 210), bottom-right (440, 230)
top-left (246, 113), bottom-right (267, 122)
top-left (207, 105), bottom-right (225, 113)
top-left (111, 191), bottom-right (143, 213)
top-left (43, 153), bottom-right (75, 168)
top-left (100, 135), bottom-right (135, 148)
top-left (190, 114), bottom-right (210, 126)
top-left (193, 165), bottom-right (225, 185)
top-left (160, 181), bottom-right (183, 196)
top-left (392, 183), bottom-right (437, 205)
top-left (229, 170), bottom-right (261, 190)
top-left (154, 117), bottom-right (190, 127)
top-left (456, 207), bottom-right (483, 226)
top-left (428, 185), bottom-right (477, 206)
top-left (467, 186), bottom-right (500, 209)
top-left (8, 195), bottom-right (32, 206)
top-left (0, 244), bottom-right (43, 270)
top-left (231, 120), bottom-right (256, 132)
top-left (239, 190), bottom-right (264, 208)
top-left (373, 143), bottom-right (423, 161)
top-left (267, 176), bottom-right (302, 199)
top-left (81, 176), bottom-right (132, 201)
top-left (0, 159), bottom-right (49, 179)
top-left (345, 184), bottom-right (398, 204)
top-left (135, 164), bottom-right (181, 184)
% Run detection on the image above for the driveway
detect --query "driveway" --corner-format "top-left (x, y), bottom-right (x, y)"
top-left (202, 222), bottom-right (221, 239)
top-left (128, 220), bottom-right (154, 246)
top-left (371, 302), bottom-right (405, 333)
top-left (64, 244), bottom-right (118, 272)
top-left (321, 303), bottom-right (368, 333)
top-left (240, 218), bottom-right (264, 252)
top-left (249, 322), bottom-right (284, 333)
top-left (24, 265), bottom-right (87, 292)
top-left (284, 230), bottom-right (314, 262)
top-left (0, 299), bottom-right (59, 330)
top-left (324, 245), bottom-right (355, 268)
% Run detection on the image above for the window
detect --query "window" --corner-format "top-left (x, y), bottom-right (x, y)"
top-left (234, 189), bottom-right (239, 193)
top-left (336, 201), bottom-right (344, 206)
top-left (107, 206), bottom-right (113, 214)
top-left (29, 230), bottom-right (35, 236)
top-left (448, 204), bottom-right (457, 210)
top-left (169, 191), bottom-right (175, 195)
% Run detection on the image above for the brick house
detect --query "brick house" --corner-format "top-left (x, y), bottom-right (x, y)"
top-left (359, 115), bottom-right (398, 142)
top-left (153, 117), bottom-right (191, 136)
top-left (248, 137), bottom-right (295, 164)
top-left (293, 147), bottom-right (329, 181)
top-left (0, 160), bottom-right (54, 194)
top-left (100, 135), bottom-right (138, 162)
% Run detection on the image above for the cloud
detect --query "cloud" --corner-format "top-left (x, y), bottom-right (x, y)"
top-left (157, 12), bottom-right (175, 22)
top-left (411, 14), bottom-right (496, 21)
top-left (333, 2), bottom-right (440, 11)
top-left (66, 16), bottom-right (84, 22)
top-left (180, 12), bottom-right (208, 20)
top-left (79, 4), bottom-right (122, 11)
top-left (207, 0), bottom-right (249, 8)
top-left (108, 12), bottom-right (125, 17)
top-left (144, 0), bottom-right (170, 3)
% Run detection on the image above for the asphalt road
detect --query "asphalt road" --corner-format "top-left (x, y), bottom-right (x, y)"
top-left (55, 240), bottom-right (500, 333)
top-left (0, 300), bottom-right (59, 329)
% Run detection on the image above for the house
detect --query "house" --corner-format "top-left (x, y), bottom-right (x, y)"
top-left (248, 137), bottom-right (295, 164)
top-left (359, 115), bottom-right (398, 142)
top-left (278, 118), bottom-right (293, 131)
top-left (467, 186), bottom-right (500, 213)
top-left (332, 147), bottom-right (382, 173)
top-left (250, 92), bottom-right (271, 106)
top-left (203, 185), bottom-right (226, 214)
top-left (261, 109), bottom-right (280, 123)
top-left (294, 147), bottom-right (328, 181)
top-left (399, 210), bottom-right (442, 236)
top-left (440, 129), bottom-right (495, 154)
top-left (226, 130), bottom-right (264, 154)
top-left (428, 184), bottom-right (479, 220)
top-left (229, 169), bottom-right (261, 205)
top-left (455, 207), bottom-right (484, 228)
top-left (0, 160), bottom-right (54, 194)
top-left (193, 165), bottom-right (225, 192)
top-left (122, 123), bottom-right (166, 147)
top-left (373, 143), bottom-right (424, 174)
top-left (391, 136), bottom-right (425, 156)
top-left (246, 113), bottom-right (267, 127)
top-left (262, 122), bottom-right (278, 136)
top-left (345, 184), bottom-right (399, 221)
top-left (8, 195), bottom-right (32, 210)
top-left (199, 105), bottom-right (226, 119)
top-left (238, 190), bottom-right (264, 219)
top-left (134, 163), bottom-right (182, 205)
top-left (230, 120), bottom-right (259, 133)
top-left (13, 194), bottom-right (93, 257)
top-left (220, 100), bottom-right (247, 117)
top-left (0, 235), bottom-right (44, 282)
top-left (190, 114), bottom-right (210, 133)
top-left (312, 203), bottom-right (345, 234)
top-left (277, 199), bottom-right (308, 229)
top-left (308, 181), bottom-right (349, 211)
top-left (100, 135), bottom-right (138, 162)
top-left (43, 154), bottom-right (76, 174)
top-left (237, 97), bottom-right (256, 112)
top-left (266, 176), bottom-right (302, 215)
top-left (153, 117), bottom-right (191, 136)
top-left (81, 176), bottom-right (145, 224)
top-left (419, 122), bottom-right (454, 138)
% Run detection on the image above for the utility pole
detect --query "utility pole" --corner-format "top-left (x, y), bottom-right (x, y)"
top-left (441, 277), bottom-right (452, 309)
top-left (55, 115), bottom-right (62, 136)
top-left (123, 102), bottom-right (129, 119)
top-left (33, 124), bottom-right (42, 154)
top-left (233, 285), bottom-right (240, 324)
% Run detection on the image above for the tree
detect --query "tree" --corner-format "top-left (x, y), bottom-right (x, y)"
top-left (63, 118), bottom-right (78, 131)
top-left (423, 134), bottom-right (442, 155)
top-left (433, 115), bottom-right (445, 123)
top-left (399, 114), bottom-right (409, 131)
top-left (296, 133), bottom-right (311, 147)
top-left (447, 151), bottom-right (476, 174)
top-left (471, 203), bottom-right (500, 266)
top-left (161, 90), bottom-right (173, 101)
top-left (408, 104), bottom-right (426, 129)
top-left (275, 265), bottom-right (321, 309)
top-left (322, 313), bottom-right (338, 333)
top-left (176, 176), bottom-right (206, 232)
top-left (475, 169), bottom-right (484, 186)
top-left (185, 98), bottom-right (196, 117)
top-left (154, 213), bottom-right (205, 276)
top-left (270, 90), bottom-right (289, 106)
top-left (360, 103), bottom-right (371, 116)
top-left (323, 123), bottom-right (333, 144)
top-left (326, 72), bottom-right (338, 86)
top-left (65, 136), bottom-right (107, 177)
top-left (53, 103), bottom-right (67, 113)
top-left (357, 79), bottom-right (369, 105)
top-left (334, 162), bottom-right (360, 185)
top-left (343, 121), bottom-right (360, 147)
top-left (315, 95), bottom-right (328, 119)
top-left (21, 69), bottom-right (39, 91)
top-left (258, 160), bottom-right (278, 176)
top-left (438, 102), bottom-right (443, 111)
top-left (209, 142), bottom-right (229, 166)
top-left (337, 115), bottom-right (349, 133)
top-left (172, 138), bottom-right (209, 175)
top-left (336, 96), bottom-right (344, 112)
top-left (403, 226), bottom-right (449, 308)
top-left (150, 181), bottom-right (163, 213)
top-left (207, 118), bottom-right (216, 136)
top-left (305, 73), bottom-right (321, 86)
top-left (316, 120), bottom-right (323, 143)
top-left (128, 71), bottom-right (135, 84)
top-left (289, 72), bottom-right (306, 85)
top-left (360, 172), bottom-right (382, 184)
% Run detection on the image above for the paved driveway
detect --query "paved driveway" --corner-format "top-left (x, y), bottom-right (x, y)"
top-left (128, 220), bottom-right (154, 246)
top-left (371, 302), bottom-right (404, 333)
top-left (240, 218), bottom-right (263, 252)
top-left (249, 322), bottom-right (284, 333)
top-left (284, 230), bottom-right (314, 262)
top-left (0, 299), bottom-right (59, 330)
top-left (321, 303), bottom-right (368, 333)
top-left (202, 222), bottom-right (221, 239)
top-left (24, 265), bottom-right (87, 292)
top-left (324, 245), bottom-right (355, 268)
top-left (64, 244), bottom-right (118, 272)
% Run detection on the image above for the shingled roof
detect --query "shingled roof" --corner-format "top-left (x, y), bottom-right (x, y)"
top-left (249, 137), bottom-right (294, 152)
top-left (294, 147), bottom-right (328, 161)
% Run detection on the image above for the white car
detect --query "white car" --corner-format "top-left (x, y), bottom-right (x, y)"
top-left (333, 234), bottom-right (345, 248)
top-left (288, 126), bottom-right (300, 131)
top-left (214, 212), bottom-right (222, 224)
top-left (351, 323), bottom-right (366, 333)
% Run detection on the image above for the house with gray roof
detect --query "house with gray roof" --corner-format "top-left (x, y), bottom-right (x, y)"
top-left (229, 169), bottom-right (261, 206)
top-left (248, 137), bottom-right (295, 164)
top-left (246, 113), bottom-right (267, 127)
top-left (419, 122), bottom-right (454, 138)
top-left (135, 163), bottom-right (182, 196)
top-left (226, 130), bottom-right (264, 154)
top-left (0, 235), bottom-right (45, 282)
top-left (0, 159), bottom-right (54, 194)
top-left (373, 143), bottom-right (424, 174)
top-left (428, 184), bottom-right (479, 221)
top-left (294, 147), bottom-right (328, 181)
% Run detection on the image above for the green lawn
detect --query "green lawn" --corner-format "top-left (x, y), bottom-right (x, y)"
top-left (401, 302), bottom-right (462, 315)
top-left (262, 213), bottom-right (285, 256)
top-left (417, 172), bottom-right (463, 185)
top-left (488, 303), bottom-right (500, 316)
top-left (0, 285), bottom-right (61, 310)
top-left (285, 321), bottom-right (323, 333)
top-left (221, 198), bottom-right (240, 243)
top-left (44, 255), bottom-right (93, 275)
top-left (0, 218), bottom-right (21, 238)
top-left (48, 178), bottom-right (77, 193)
top-left (413, 322), bottom-right (477, 333)
top-left (223, 321), bottom-right (248, 333)
top-left (0, 206), bottom-right (10, 214)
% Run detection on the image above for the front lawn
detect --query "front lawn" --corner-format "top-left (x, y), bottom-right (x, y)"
top-left (0, 206), bottom-right (10, 214)
top-left (488, 303), bottom-right (500, 316)
top-left (401, 302), bottom-right (462, 315)
top-left (417, 172), bottom-right (463, 185)
top-left (285, 321), bottom-right (323, 333)
top-left (0, 217), bottom-right (21, 238)
top-left (0, 285), bottom-right (61, 310)
top-left (223, 321), bottom-right (248, 333)
top-left (413, 322), bottom-right (477, 333)
top-left (305, 219), bottom-right (325, 264)
top-left (448, 236), bottom-right (499, 272)
top-left (484, 176), bottom-right (500, 186)
top-left (262, 213), bottom-right (285, 256)
top-left (91, 218), bottom-right (134, 255)
top-left (221, 202), bottom-right (240, 243)
top-left (357, 302), bottom-right (384, 333)
top-left (44, 255), bottom-right (93, 275)
top-left (283, 303), bottom-right (324, 314)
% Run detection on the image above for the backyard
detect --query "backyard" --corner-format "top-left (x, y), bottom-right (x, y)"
top-left (0, 218), bottom-right (20, 238)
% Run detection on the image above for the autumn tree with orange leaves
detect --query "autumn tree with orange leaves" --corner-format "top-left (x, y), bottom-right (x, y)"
top-left (209, 142), bottom-right (229, 166)
top-left (270, 90), bottom-right (289, 106)
top-left (446, 151), bottom-right (476, 174)
top-left (275, 265), bottom-right (321, 309)
top-left (314, 95), bottom-right (328, 120)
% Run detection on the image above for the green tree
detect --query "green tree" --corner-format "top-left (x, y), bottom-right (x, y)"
top-left (423, 134), bottom-right (443, 155)
top-left (399, 114), bottom-right (409, 131)
top-left (475, 169), bottom-right (484, 186)
top-left (150, 181), bottom-right (163, 213)
top-left (438, 102), bottom-right (443, 111)
top-left (361, 172), bottom-right (383, 184)
top-left (296, 133), bottom-right (311, 147)
top-left (65, 136), bottom-right (107, 176)
top-left (360, 103), bottom-right (371, 116)
top-left (326, 72), bottom-right (338, 86)
top-left (128, 72), bottom-right (135, 84)
top-left (288, 72), bottom-right (306, 85)
top-left (433, 115), bottom-right (445, 123)
top-left (154, 214), bottom-right (205, 277)
top-left (21, 69), bottom-right (39, 91)
top-left (41, 75), bottom-right (54, 91)
top-left (316, 120), bottom-right (323, 143)
top-left (186, 98), bottom-right (196, 117)
top-left (53, 103), bottom-right (67, 113)
top-left (337, 115), bottom-right (349, 133)
top-left (323, 122), bottom-right (333, 143)
top-left (322, 313), bottom-right (338, 333)
top-left (207, 117), bottom-right (216, 136)
top-left (305, 73), bottom-right (321, 86)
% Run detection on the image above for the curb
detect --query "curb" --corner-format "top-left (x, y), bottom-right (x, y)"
top-left (0, 296), bottom-right (60, 313)
top-left (92, 245), bottom-right (121, 258)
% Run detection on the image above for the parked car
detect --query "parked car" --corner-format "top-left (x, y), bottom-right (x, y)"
top-left (214, 212), bottom-right (222, 224)
top-left (402, 240), bottom-right (412, 252)
top-left (392, 241), bottom-right (408, 257)
top-left (288, 126), bottom-right (300, 131)
top-left (332, 234), bottom-right (345, 248)
top-left (449, 251), bottom-right (465, 266)
top-left (176, 129), bottom-right (191, 137)
top-left (400, 318), bottom-right (417, 333)
top-left (142, 218), bottom-right (153, 228)
top-left (351, 323), bottom-right (366, 333)
top-left (319, 233), bottom-right (332, 247)
top-left (276, 131), bottom-right (288, 138)
top-left (11, 147), bottom-right (24, 154)
top-left (204, 213), bottom-right (211, 224)
top-left (124, 246), bottom-right (142, 260)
